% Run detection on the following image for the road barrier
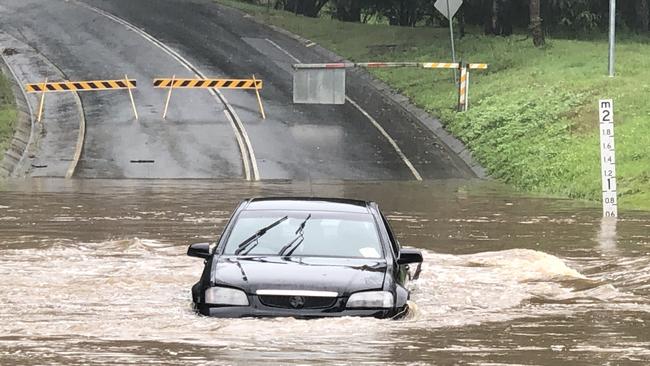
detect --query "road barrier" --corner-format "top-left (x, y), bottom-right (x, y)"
top-left (458, 63), bottom-right (489, 111)
top-left (293, 62), bottom-right (488, 111)
top-left (458, 65), bottom-right (468, 111)
top-left (154, 76), bottom-right (266, 119)
top-left (25, 76), bottom-right (139, 121)
top-left (422, 62), bottom-right (460, 69)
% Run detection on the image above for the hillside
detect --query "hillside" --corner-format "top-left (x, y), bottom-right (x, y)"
top-left (220, 0), bottom-right (650, 211)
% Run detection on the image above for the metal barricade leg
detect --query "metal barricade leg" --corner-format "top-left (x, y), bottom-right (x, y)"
top-left (465, 68), bottom-right (470, 112)
top-left (162, 74), bottom-right (175, 119)
top-left (252, 74), bottom-right (266, 120)
top-left (125, 74), bottom-right (139, 120)
top-left (37, 78), bottom-right (47, 122)
top-left (457, 64), bottom-right (467, 112)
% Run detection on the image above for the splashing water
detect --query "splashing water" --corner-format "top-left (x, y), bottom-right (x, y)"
top-left (0, 179), bottom-right (648, 364)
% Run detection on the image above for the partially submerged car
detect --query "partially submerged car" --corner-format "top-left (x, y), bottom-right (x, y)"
top-left (187, 197), bottom-right (423, 319)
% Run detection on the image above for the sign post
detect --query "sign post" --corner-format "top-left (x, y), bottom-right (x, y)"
top-left (599, 99), bottom-right (618, 218)
top-left (608, 0), bottom-right (616, 77)
top-left (434, 0), bottom-right (463, 82)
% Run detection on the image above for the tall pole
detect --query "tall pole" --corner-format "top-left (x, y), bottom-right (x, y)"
top-left (608, 0), bottom-right (616, 77)
top-left (446, 0), bottom-right (458, 82)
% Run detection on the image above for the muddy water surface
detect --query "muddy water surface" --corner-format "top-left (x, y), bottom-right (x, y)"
top-left (0, 179), bottom-right (649, 365)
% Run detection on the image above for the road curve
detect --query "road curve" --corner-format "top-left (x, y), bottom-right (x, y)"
top-left (73, 1), bottom-right (259, 181)
top-left (2, 0), bottom-right (246, 179)
top-left (1, 0), bottom-right (476, 180)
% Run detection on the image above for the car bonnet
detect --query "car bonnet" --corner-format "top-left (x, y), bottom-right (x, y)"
top-left (212, 256), bottom-right (387, 297)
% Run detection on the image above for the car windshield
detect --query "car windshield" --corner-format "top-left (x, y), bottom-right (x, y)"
top-left (223, 210), bottom-right (384, 259)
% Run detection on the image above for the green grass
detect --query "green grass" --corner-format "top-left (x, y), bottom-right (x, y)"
top-left (218, 0), bottom-right (650, 211)
top-left (0, 71), bottom-right (17, 155)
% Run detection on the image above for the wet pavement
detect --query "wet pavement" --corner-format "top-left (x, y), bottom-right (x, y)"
top-left (1, 0), bottom-right (244, 179)
top-left (0, 179), bottom-right (648, 365)
top-left (0, 0), bottom-right (474, 180)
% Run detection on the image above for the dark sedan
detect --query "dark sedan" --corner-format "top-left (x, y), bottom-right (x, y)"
top-left (187, 197), bottom-right (423, 319)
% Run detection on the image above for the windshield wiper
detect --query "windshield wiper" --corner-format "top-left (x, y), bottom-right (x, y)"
top-left (278, 214), bottom-right (311, 256)
top-left (234, 216), bottom-right (288, 255)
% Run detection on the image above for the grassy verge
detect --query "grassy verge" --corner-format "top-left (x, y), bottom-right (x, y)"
top-left (218, 0), bottom-right (650, 211)
top-left (0, 70), bottom-right (17, 155)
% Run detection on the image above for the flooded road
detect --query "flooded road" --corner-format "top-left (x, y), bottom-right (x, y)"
top-left (0, 179), bottom-right (649, 365)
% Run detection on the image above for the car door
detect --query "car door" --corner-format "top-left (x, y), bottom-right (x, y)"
top-left (379, 211), bottom-right (409, 285)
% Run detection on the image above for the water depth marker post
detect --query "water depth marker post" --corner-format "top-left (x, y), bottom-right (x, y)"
top-left (599, 99), bottom-right (617, 218)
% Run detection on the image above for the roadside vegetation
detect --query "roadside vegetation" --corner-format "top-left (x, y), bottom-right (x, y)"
top-left (219, 0), bottom-right (650, 211)
top-left (0, 71), bottom-right (17, 155)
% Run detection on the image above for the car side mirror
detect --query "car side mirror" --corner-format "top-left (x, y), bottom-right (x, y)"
top-left (187, 242), bottom-right (211, 259)
top-left (397, 248), bottom-right (423, 265)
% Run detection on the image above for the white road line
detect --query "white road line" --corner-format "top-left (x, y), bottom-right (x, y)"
top-left (345, 97), bottom-right (422, 181)
top-left (265, 38), bottom-right (423, 181)
top-left (266, 38), bottom-right (301, 63)
top-left (73, 1), bottom-right (259, 181)
top-left (224, 110), bottom-right (250, 179)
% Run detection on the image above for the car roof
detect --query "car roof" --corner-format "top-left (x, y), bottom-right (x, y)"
top-left (243, 197), bottom-right (374, 214)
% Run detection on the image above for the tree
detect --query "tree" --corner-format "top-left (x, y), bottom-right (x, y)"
top-left (529, 0), bottom-right (545, 46)
top-left (281, 0), bottom-right (329, 17)
top-left (373, 0), bottom-right (427, 27)
top-left (332, 0), bottom-right (362, 22)
top-left (636, 0), bottom-right (649, 32)
top-left (484, 0), bottom-right (513, 36)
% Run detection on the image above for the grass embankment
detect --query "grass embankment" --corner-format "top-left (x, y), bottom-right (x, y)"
top-left (0, 70), bottom-right (17, 155)
top-left (219, 0), bottom-right (650, 211)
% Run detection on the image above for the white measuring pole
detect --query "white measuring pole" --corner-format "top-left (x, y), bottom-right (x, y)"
top-left (599, 99), bottom-right (617, 218)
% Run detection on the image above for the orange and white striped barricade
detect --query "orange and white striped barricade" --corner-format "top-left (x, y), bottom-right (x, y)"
top-left (25, 76), bottom-right (139, 121)
top-left (153, 77), bottom-right (265, 119)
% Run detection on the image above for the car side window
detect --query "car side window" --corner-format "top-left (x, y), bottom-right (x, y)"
top-left (380, 212), bottom-right (400, 256)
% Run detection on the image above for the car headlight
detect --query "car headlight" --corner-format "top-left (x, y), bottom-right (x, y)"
top-left (204, 287), bottom-right (249, 306)
top-left (346, 291), bottom-right (394, 308)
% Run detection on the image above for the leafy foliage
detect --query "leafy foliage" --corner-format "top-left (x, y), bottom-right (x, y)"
top-left (221, 0), bottom-right (650, 209)
top-left (0, 72), bottom-right (17, 154)
top-left (249, 0), bottom-right (650, 36)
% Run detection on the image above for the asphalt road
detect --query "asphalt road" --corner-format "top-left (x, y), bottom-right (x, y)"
top-left (1, 0), bottom-right (476, 180)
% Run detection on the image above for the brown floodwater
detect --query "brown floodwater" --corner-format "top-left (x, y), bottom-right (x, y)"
top-left (0, 178), bottom-right (648, 365)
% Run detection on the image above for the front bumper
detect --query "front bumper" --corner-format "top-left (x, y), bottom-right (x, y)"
top-left (194, 295), bottom-right (407, 319)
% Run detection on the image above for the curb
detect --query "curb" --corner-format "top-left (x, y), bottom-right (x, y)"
top-left (0, 33), bottom-right (86, 179)
top-left (240, 11), bottom-right (486, 178)
top-left (0, 52), bottom-right (34, 178)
